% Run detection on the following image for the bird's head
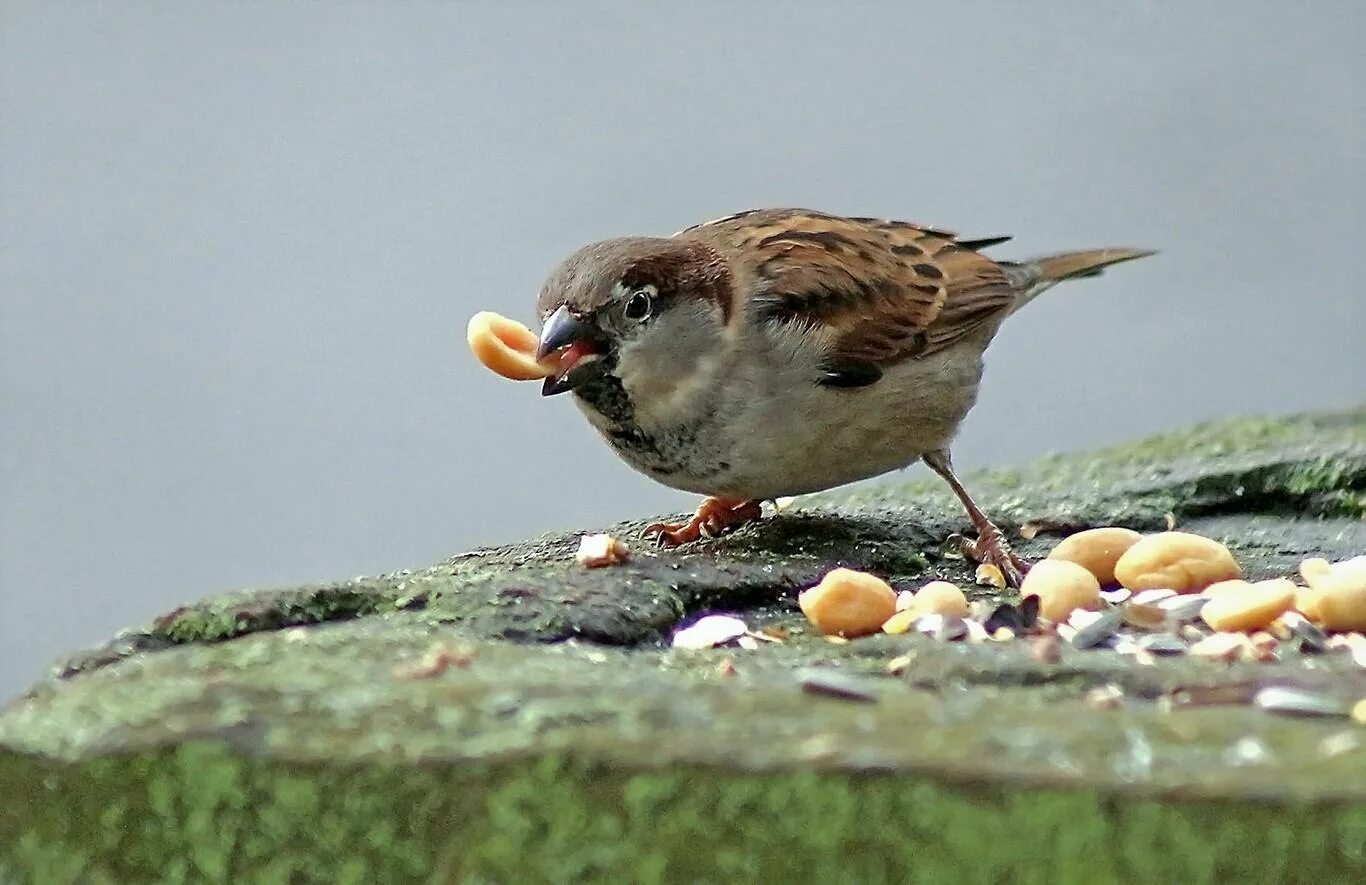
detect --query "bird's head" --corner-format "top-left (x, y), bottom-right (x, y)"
top-left (534, 237), bottom-right (733, 420)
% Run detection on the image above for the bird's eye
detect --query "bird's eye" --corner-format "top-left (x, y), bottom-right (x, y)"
top-left (623, 287), bottom-right (654, 321)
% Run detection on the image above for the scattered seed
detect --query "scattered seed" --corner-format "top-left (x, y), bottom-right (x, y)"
top-left (800, 568), bottom-right (898, 637)
top-left (1158, 594), bottom-right (1209, 622)
top-left (1165, 682), bottom-right (1260, 709)
top-left (915, 613), bottom-right (969, 642)
top-left (393, 644), bottom-right (474, 679)
top-left (1022, 559), bottom-right (1101, 622)
top-left (1180, 623), bottom-right (1210, 642)
top-left (1100, 588), bottom-right (1132, 605)
top-left (1070, 608), bottom-right (1123, 649)
top-left (984, 603), bottom-right (1025, 634)
top-left (1189, 632), bottom-right (1248, 662)
top-left (1254, 686), bottom-right (1350, 718)
top-left (736, 636), bottom-right (760, 650)
top-left (1347, 635), bottom-right (1366, 668)
top-left (798, 668), bottom-right (880, 702)
top-left (1112, 636), bottom-right (1141, 655)
top-left (975, 563), bottom-right (1007, 588)
top-left (672, 615), bottom-right (749, 650)
top-left (1122, 602), bottom-right (1168, 631)
top-left (1137, 633), bottom-right (1189, 656)
top-left (1319, 731), bottom-right (1361, 758)
top-left (1132, 588), bottom-right (1178, 606)
top-left (1115, 531), bottom-right (1241, 593)
top-left (1224, 736), bottom-right (1272, 766)
top-left (969, 599), bottom-right (997, 621)
top-left (964, 618), bottom-right (991, 642)
top-left (1031, 634), bottom-right (1062, 664)
top-left (1069, 609), bottom-right (1106, 630)
top-left (716, 657), bottom-right (737, 677)
top-left (881, 609), bottom-right (917, 635)
top-left (1201, 579), bottom-right (1296, 633)
top-left (1086, 684), bottom-right (1125, 710)
top-left (991, 626), bottom-right (1016, 642)
top-left (885, 653), bottom-right (915, 675)
top-left (908, 580), bottom-right (971, 618)
top-left (1048, 527), bottom-right (1143, 586)
top-left (575, 533), bottom-right (629, 568)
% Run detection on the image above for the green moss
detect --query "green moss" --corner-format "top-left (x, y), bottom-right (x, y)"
top-left (3, 743), bottom-right (1364, 884)
top-left (154, 584), bottom-right (395, 644)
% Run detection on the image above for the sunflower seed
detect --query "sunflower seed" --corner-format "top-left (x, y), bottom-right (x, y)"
top-left (1281, 611), bottom-right (1328, 654)
top-left (916, 613), bottom-right (969, 642)
top-left (671, 615), bottom-right (748, 650)
top-left (1254, 686), bottom-right (1349, 718)
top-left (1122, 602), bottom-right (1168, 631)
top-left (1132, 588), bottom-right (1178, 606)
top-left (983, 603), bottom-right (1024, 634)
top-left (1158, 594), bottom-right (1209, 622)
top-left (1070, 608), bottom-right (1123, 649)
top-left (798, 668), bottom-right (880, 702)
top-left (1138, 633), bottom-right (1189, 655)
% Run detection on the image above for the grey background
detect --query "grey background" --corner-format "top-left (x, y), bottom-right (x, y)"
top-left (2, 2), bottom-right (1362, 703)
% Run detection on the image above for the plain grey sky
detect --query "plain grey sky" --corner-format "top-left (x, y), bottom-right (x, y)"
top-left (2, 2), bottom-right (1362, 702)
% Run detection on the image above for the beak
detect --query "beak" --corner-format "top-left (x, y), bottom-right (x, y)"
top-left (536, 305), bottom-right (591, 360)
top-left (536, 305), bottom-right (602, 397)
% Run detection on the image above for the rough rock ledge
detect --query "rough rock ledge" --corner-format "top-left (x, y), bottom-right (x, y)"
top-left (2, 408), bottom-right (1364, 883)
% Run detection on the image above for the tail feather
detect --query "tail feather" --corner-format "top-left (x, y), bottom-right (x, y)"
top-left (1007, 247), bottom-right (1155, 310)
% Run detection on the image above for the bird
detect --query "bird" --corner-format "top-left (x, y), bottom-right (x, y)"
top-left (533, 208), bottom-right (1153, 586)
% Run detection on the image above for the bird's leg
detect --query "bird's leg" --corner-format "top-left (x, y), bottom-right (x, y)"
top-left (922, 450), bottom-right (1029, 587)
top-left (643, 497), bottom-right (764, 547)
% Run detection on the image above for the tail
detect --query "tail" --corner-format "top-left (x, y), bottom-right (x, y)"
top-left (1006, 247), bottom-right (1155, 311)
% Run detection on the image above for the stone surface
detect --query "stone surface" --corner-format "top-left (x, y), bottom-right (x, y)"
top-left (2, 408), bottom-right (1364, 882)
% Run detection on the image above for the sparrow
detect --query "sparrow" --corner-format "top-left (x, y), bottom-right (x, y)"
top-left (533, 208), bottom-right (1152, 586)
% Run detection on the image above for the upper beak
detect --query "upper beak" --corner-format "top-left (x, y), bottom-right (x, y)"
top-left (536, 305), bottom-right (591, 360)
top-left (536, 305), bottom-right (602, 396)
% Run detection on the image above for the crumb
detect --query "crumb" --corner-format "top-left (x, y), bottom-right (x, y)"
top-left (576, 533), bottom-right (629, 567)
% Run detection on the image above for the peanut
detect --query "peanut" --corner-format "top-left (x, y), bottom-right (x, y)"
top-left (467, 311), bottom-right (554, 381)
top-left (1020, 559), bottom-right (1100, 622)
top-left (1309, 556), bottom-right (1366, 632)
top-left (907, 580), bottom-right (970, 618)
top-left (1047, 527), bottom-right (1142, 586)
top-left (1200, 578), bottom-right (1295, 632)
top-left (1113, 532), bottom-right (1241, 593)
top-left (800, 568), bottom-right (897, 638)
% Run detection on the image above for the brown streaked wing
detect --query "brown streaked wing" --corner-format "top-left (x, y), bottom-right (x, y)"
top-left (678, 209), bottom-right (1018, 366)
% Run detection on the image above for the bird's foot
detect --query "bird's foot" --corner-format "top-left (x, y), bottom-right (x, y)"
top-left (952, 523), bottom-right (1030, 588)
top-left (643, 498), bottom-right (763, 547)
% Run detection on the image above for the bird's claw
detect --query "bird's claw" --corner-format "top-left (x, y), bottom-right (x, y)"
top-left (955, 528), bottom-right (1030, 588)
top-left (641, 498), bottom-right (763, 548)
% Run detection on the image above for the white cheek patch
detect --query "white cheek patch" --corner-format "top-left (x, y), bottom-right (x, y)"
top-left (615, 304), bottom-right (725, 428)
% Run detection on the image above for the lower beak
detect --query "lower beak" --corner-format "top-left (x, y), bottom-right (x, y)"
top-left (537, 305), bottom-right (602, 396)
